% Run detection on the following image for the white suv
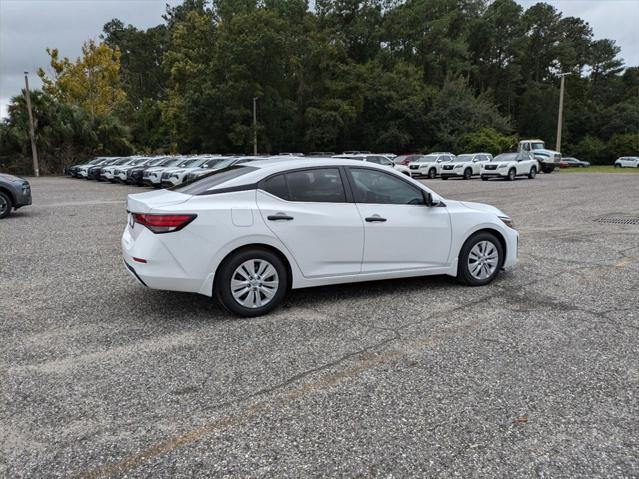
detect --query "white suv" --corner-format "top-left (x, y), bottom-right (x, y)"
top-left (408, 153), bottom-right (454, 179)
top-left (480, 151), bottom-right (539, 181)
top-left (481, 152), bottom-right (537, 181)
top-left (441, 153), bottom-right (493, 180)
top-left (614, 156), bottom-right (639, 168)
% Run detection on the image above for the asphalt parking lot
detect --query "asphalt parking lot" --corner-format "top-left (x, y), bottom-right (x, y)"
top-left (1, 173), bottom-right (638, 478)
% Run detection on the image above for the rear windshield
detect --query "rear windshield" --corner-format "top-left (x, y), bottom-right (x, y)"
top-left (172, 166), bottom-right (258, 195)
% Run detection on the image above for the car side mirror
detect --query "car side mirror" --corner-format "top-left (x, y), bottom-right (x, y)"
top-left (423, 191), bottom-right (438, 207)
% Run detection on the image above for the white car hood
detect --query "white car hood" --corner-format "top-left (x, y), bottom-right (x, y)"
top-left (457, 200), bottom-right (505, 217)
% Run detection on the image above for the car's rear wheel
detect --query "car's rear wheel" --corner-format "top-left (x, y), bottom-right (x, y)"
top-left (614, 163), bottom-right (621, 168)
top-left (481, 176), bottom-right (488, 181)
top-left (506, 168), bottom-right (516, 181)
top-left (457, 232), bottom-right (504, 286)
top-left (428, 168), bottom-right (436, 179)
top-left (528, 166), bottom-right (537, 179)
top-left (215, 248), bottom-right (288, 317)
top-left (463, 168), bottom-right (472, 180)
top-left (441, 176), bottom-right (448, 180)
top-left (0, 191), bottom-right (12, 219)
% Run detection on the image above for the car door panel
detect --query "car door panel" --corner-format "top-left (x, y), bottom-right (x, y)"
top-left (256, 184), bottom-right (364, 278)
top-left (356, 203), bottom-right (451, 272)
top-left (346, 167), bottom-right (452, 272)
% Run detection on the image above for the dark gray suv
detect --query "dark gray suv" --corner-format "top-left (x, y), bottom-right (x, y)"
top-left (0, 173), bottom-right (32, 218)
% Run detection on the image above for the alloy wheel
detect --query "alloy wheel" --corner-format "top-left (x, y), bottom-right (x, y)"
top-left (230, 259), bottom-right (279, 308)
top-left (468, 241), bottom-right (498, 280)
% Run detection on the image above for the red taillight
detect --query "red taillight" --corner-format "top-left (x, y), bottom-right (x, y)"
top-left (132, 213), bottom-right (197, 234)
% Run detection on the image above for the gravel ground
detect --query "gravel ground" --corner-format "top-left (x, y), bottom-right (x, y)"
top-left (1, 173), bottom-right (638, 478)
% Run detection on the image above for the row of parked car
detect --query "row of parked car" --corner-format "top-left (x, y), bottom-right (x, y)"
top-left (66, 148), bottom-right (638, 190)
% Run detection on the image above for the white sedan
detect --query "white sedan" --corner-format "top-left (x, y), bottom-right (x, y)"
top-left (614, 156), bottom-right (639, 168)
top-left (480, 153), bottom-right (538, 181)
top-left (123, 159), bottom-right (518, 317)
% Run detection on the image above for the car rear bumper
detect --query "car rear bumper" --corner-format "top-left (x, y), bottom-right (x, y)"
top-left (121, 227), bottom-right (206, 294)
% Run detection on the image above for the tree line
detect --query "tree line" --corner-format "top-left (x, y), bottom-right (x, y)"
top-left (1, 0), bottom-right (637, 174)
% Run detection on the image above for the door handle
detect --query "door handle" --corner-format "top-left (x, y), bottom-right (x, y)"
top-left (365, 216), bottom-right (387, 222)
top-left (267, 214), bottom-right (294, 221)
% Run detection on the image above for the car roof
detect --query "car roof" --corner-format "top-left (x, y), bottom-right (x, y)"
top-left (203, 158), bottom-right (405, 191)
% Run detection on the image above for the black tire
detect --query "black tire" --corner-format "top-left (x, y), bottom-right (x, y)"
top-left (481, 176), bottom-right (488, 181)
top-left (463, 168), bottom-right (472, 180)
top-left (541, 165), bottom-right (554, 173)
top-left (456, 231), bottom-right (504, 286)
top-left (0, 191), bottom-right (12, 219)
top-left (614, 163), bottom-right (620, 168)
top-left (428, 168), bottom-right (437, 179)
top-left (441, 176), bottom-right (449, 180)
top-left (215, 248), bottom-right (288, 317)
top-left (506, 168), bottom-right (516, 181)
top-left (528, 166), bottom-right (537, 179)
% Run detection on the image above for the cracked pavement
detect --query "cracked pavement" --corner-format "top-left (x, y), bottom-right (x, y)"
top-left (1, 172), bottom-right (638, 478)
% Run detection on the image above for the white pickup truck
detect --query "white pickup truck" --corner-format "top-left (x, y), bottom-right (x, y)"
top-left (518, 139), bottom-right (561, 173)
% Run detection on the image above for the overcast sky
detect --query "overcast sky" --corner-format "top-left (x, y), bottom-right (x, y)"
top-left (1, 0), bottom-right (638, 119)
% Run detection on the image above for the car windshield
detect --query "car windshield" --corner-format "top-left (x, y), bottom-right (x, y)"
top-left (173, 166), bottom-right (258, 194)
top-left (494, 153), bottom-right (518, 162)
top-left (200, 158), bottom-right (226, 168)
top-left (144, 158), bottom-right (165, 166)
top-left (161, 159), bottom-right (182, 167)
top-left (456, 155), bottom-right (475, 162)
top-left (176, 159), bottom-right (198, 167)
top-left (419, 155), bottom-right (438, 163)
top-left (114, 158), bottom-right (131, 165)
top-left (531, 143), bottom-right (544, 150)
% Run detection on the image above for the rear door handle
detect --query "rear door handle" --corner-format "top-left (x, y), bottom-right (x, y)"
top-left (365, 216), bottom-right (387, 223)
top-left (268, 214), bottom-right (294, 221)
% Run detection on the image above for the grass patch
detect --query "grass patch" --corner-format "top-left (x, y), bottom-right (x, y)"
top-left (559, 165), bottom-right (639, 173)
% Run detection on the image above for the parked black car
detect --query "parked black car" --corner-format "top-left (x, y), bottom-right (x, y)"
top-left (86, 158), bottom-right (123, 180)
top-left (0, 173), bottom-right (32, 219)
top-left (560, 157), bottom-right (590, 168)
top-left (125, 157), bottom-right (171, 185)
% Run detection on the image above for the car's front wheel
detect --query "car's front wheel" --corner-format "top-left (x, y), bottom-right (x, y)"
top-left (481, 176), bottom-right (488, 181)
top-left (463, 168), bottom-right (472, 180)
top-left (427, 168), bottom-right (437, 179)
top-left (215, 248), bottom-right (288, 317)
top-left (457, 232), bottom-right (504, 286)
top-left (0, 191), bottom-right (12, 219)
top-left (506, 168), bottom-right (516, 181)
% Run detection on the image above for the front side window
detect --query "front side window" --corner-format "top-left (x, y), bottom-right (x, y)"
top-left (349, 168), bottom-right (424, 205)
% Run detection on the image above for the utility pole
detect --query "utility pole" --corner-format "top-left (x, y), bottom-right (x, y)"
top-left (252, 97), bottom-right (258, 155)
top-left (24, 72), bottom-right (40, 176)
top-left (555, 73), bottom-right (568, 153)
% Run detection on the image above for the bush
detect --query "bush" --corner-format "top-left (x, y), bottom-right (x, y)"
top-left (455, 128), bottom-right (516, 156)
top-left (608, 133), bottom-right (639, 160)
top-left (569, 135), bottom-right (607, 165)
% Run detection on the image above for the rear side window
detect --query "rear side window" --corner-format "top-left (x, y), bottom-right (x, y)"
top-left (262, 174), bottom-right (288, 199)
top-left (173, 166), bottom-right (258, 195)
top-left (261, 168), bottom-right (346, 203)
